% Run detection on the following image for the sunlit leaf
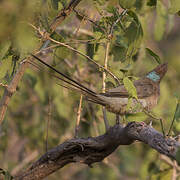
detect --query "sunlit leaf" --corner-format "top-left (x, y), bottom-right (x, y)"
top-left (123, 77), bottom-right (137, 99)
top-left (126, 112), bottom-right (147, 122)
top-left (126, 97), bottom-right (133, 111)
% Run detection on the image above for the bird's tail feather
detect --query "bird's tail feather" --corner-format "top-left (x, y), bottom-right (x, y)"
top-left (30, 54), bottom-right (106, 106)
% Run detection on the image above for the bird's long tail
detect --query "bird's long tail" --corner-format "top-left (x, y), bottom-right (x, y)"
top-left (30, 54), bottom-right (106, 106)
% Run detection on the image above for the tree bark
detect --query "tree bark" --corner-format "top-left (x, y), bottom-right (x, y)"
top-left (14, 122), bottom-right (180, 180)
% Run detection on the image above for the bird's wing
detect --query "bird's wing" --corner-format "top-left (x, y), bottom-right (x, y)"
top-left (100, 78), bottom-right (154, 98)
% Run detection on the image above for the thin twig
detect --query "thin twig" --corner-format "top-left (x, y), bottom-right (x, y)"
top-left (45, 96), bottom-right (52, 152)
top-left (75, 94), bottom-right (83, 138)
top-left (102, 41), bottom-right (110, 131)
top-left (160, 154), bottom-right (180, 172)
top-left (29, 22), bottom-right (120, 84)
top-left (0, 0), bottom-right (81, 125)
top-left (50, 0), bottom-right (82, 32)
top-left (74, 14), bottom-right (86, 36)
top-left (109, 9), bottom-right (127, 36)
top-left (56, 26), bottom-right (94, 36)
top-left (167, 101), bottom-right (179, 136)
top-left (73, 9), bottom-right (107, 35)
top-left (101, 10), bottom-right (127, 130)
top-left (49, 37), bottom-right (120, 83)
top-left (135, 99), bottom-right (166, 136)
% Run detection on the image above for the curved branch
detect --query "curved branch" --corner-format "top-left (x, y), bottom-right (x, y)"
top-left (14, 122), bottom-right (180, 180)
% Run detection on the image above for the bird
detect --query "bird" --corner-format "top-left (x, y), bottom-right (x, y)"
top-left (31, 54), bottom-right (168, 115)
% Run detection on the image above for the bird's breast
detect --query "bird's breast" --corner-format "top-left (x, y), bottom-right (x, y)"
top-left (144, 94), bottom-right (159, 110)
top-left (98, 96), bottom-right (148, 115)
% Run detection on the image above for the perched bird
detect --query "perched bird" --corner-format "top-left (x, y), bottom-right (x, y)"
top-left (31, 54), bottom-right (168, 115)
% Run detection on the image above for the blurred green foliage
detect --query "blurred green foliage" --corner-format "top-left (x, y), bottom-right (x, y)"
top-left (0, 0), bottom-right (180, 179)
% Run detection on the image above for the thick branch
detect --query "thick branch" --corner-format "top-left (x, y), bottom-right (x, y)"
top-left (14, 122), bottom-right (180, 180)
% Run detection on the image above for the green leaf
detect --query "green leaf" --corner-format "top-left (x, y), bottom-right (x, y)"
top-left (126, 112), bottom-right (147, 122)
top-left (146, 48), bottom-right (161, 64)
top-left (126, 97), bottom-right (133, 111)
top-left (119, 0), bottom-right (136, 9)
top-left (123, 77), bottom-right (137, 99)
top-left (169, 0), bottom-right (180, 14)
top-left (154, 1), bottom-right (168, 41)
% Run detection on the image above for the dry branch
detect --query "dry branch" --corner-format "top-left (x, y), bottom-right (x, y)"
top-left (14, 122), bottom-right (180, 180)
top-left (0, 0), bottom-right (82, 124)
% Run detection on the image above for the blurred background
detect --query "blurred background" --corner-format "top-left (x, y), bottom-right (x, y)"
top-left (0, 0), bottom-right (180, 179)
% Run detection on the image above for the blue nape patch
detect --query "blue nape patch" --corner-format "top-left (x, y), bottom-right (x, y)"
top-left (146, 71), bottom-right (160, 82)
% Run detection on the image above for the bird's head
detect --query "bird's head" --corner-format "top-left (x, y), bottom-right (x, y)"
top-left (146, 63), bottom-right (168, 82)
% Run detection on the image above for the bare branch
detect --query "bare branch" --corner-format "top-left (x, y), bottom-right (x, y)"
top-left (0, 0), bottom-right (82, 125)
top-left (50, 0), bottom-right (83, 33)
top-left (0, 61), bottom-right (29, 124)
top-left (14, 122), bottom-right (180, 180)
top-left (75, 94), bottom-right (83, 137)
top-left (46, 35), bottom-right (120, 83)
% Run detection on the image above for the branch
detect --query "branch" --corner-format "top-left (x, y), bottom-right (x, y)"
top-left (0, 61), bottom-right (29, 124)
top-left (50, 0), bottom-right (82, 32)
top-left (0, 0), bottom-right (82, 124)
top-left (14, 122), bottom-right (180, 180)
top-left (46, 35), bottom-right (120, 83)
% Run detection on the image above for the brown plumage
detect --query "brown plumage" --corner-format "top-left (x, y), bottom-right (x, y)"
top-left (31, 54), bottom-right (168, 115)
